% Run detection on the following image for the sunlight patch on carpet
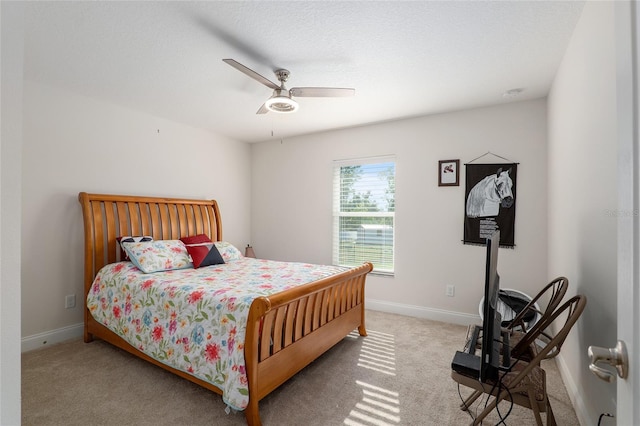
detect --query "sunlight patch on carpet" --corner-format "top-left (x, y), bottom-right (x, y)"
top-left (344, 382), bottom-right (400, 426)
top-left (356, 330), bottom-right (396, 375)
top-left (344, 330), bottom-right (401, 425)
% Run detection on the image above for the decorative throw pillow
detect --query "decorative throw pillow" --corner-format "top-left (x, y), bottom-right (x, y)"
top-left (214, 241), bottom-right (243, 262)
top-left (117, 236), bottom-right (153, 260)
top-left (180, 234), bottom-right (212, 245)
top-left (181, 234), bottom-right (224, 268)
top-left (184, 242), bottom-right (225, 268)
top-left (121, 239), bottom-right (192, 273)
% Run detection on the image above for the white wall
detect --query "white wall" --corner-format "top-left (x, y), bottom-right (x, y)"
top-left (251, 99), bottom-right (548, 322)
top-left (21, 81), bottom-right (252, 346)
top-left (1, 2), bottom-right (24, 423)
top-left (548, 1), bottom-right (617, 424)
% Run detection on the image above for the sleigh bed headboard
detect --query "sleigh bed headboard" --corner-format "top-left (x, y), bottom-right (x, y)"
top-left (78, 192), bottom-right (223, 286)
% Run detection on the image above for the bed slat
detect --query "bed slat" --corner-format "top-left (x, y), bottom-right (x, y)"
top-left (272, 306), bottom-right (287, 354)
top-left (283, 302), bottom-right (296, 347)
top-left (91, 201), bottom-right (106, 271)
top-left (320, 289), bottom-right (329, 326)
top-left (148, 203), bottom-right (159, 237)
top-left (303, 294), bottom-right (315, 335)
top-left (199, 207), bottom-right (208, 236)
top-left (294, 298), bottom-right (307, 341)
top-left (116, 202), bottom-right (129, 239)
top-left (345, 279), bottom-right (353, 310)
top-left (175, 205), bottom-right (186, 237)
top-left (282, 301), bottom-right (299, 348)
top-left (140, 204), bottom-right (151, 235)
top-left (337, 281), bottom-right (346, 316)
top-left (168, 204), bottom-right (179, 238)
top-left (193, 205), bottom-right (203, 235)
top-left (156, 204), bottom-right (168, 239)
top-left (188, 205), bottom-right (198, 236)
top-left (128, 202), bottom-right (141, 235)
top-left (260, 314), bottom-right (275, 361)
top-left (312, 291), bottom-right (323, 330)
top-left (104, 203), bottom-right (117, 264)
top-left (327, 287), bottom-right (336, 322)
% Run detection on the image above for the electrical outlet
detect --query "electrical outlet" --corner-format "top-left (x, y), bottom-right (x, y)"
top-left (65, 294), bottom-right (76, 309)
top-left (446, 285), bottom-right (455, 297)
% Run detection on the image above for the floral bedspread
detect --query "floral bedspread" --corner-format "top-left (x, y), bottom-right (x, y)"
top-left (87, 257), bottom-right (347, 410)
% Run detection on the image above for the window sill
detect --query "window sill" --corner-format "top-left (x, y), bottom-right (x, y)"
top-left (370, 270), bottom-right (394, 278)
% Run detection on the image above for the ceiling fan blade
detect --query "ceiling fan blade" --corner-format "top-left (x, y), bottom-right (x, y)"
top-left (290, 87), bottom-right (355, 98)
top-left (256, 103), bottom-right (269, 114)
top-left (223, 59), bottom-right (279, 90)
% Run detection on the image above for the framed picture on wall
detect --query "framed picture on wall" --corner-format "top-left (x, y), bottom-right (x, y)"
top-left (439, 159), bottom-right (460, 186)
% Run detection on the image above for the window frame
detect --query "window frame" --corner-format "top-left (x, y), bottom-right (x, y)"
top-left (332, 155), bottom-right (396, 275)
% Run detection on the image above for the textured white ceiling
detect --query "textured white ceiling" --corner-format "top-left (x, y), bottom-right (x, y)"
top-left (23, 1), bottom-right (585, 143)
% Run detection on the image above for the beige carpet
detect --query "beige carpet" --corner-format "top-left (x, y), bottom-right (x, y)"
top-left (22, 310), bottom-right (579, 425)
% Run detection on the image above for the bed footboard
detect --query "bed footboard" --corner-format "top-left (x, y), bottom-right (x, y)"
top-left (243, 261), bottom-right (373, 426)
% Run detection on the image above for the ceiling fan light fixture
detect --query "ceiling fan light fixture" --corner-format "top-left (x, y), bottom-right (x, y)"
top-left (265, 94), bottom-right (298, 113)
top-left (223, 60), bottom-right (354, 115)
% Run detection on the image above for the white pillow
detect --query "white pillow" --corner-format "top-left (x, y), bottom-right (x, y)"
top-left (214, 241), bottom-right (243, 262)
top-left (117, 235), bottom-right (153, 260)
top-left (121, 240), bottom-right (193, 273)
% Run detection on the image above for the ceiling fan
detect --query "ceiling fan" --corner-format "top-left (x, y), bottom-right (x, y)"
top-left (223, 58), bottom-right (355, 114)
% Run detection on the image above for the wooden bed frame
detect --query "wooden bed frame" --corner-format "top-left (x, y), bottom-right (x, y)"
top-left (78, 192), bottom-right (373, 426)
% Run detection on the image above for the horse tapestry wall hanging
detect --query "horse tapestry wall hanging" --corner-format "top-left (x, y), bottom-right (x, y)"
top-left (464, 162), bottom-right (517, 247)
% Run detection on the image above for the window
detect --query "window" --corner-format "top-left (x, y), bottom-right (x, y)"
top-left (333, 156), bottom-right (395, 274)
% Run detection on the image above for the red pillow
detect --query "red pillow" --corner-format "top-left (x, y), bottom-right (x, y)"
top-left (180, 234), bottom-right (212, 245)
top-left (180, 234), bottom-right (224, 268)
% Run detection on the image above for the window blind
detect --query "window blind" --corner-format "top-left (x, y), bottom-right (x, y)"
top-left (332, 156), bottom-right (395, 274)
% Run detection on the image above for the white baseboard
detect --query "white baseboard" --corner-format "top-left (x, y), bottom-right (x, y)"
top-left (22, 322), bottom-right (84, 353)
top-left (366, 298), bottom-right (479, 326)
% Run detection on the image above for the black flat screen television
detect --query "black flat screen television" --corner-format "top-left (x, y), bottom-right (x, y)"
top-left (480, 230), bottom-right (502, 381)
